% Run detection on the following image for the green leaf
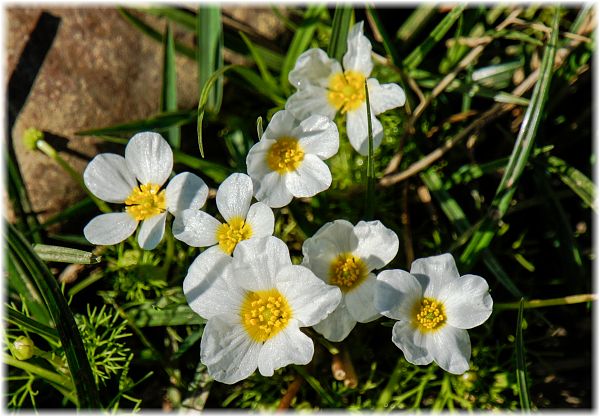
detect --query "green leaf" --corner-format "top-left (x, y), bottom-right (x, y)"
top-left (173, 149), bottom-right (232, 183)
top-left (6, 223), bottom-right (101, 409)
top-left (33, 244), bottom-right (101, 264)
top-left (238, 31), bottom-right (279, 92)
top-left (459, 8), bottom-right (560, 269)
top-left (327, 5), bottom-right (353, 62)
top-left (403, 4), bottom-right (466, 70)
top-left (197, 6), bottom-right (223, 114)
top-left (229, 66), bottom-right (286, 105)
top-left (396, 4), bottom-right (437, 44)
top-left (516, 298), bottom-right (531, 411)
top-left (161, 24), bottom-right (180, 149)
top-left (128, 304), bottom-right (206, 327)
top-left (36, 198), bottom-right (96, 231)
top-left (546, 155), bottom-right (596, 211)
top-left (280, 5), bottom-right (325, 94)
top-left (76, 109), bottom-right (196, 137)
top-left (7, 151), bottom-right (42, 243)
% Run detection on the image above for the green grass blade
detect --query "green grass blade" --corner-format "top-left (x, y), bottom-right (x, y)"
top-left (140, 6), bottom-right (196, 30)
top-left (459, 8), bottom-right (560, 269)
top-left (292, 365), bottom-right (337, 407)
top-left (280, 5), bottom-right (325, 94)
top-left (366, 6), bottom-right (400, 65)
top-left (229, 66), bottom-right (286, 105)
top-left (173, 150), bottom-right (232, 183)
top-left (76, 109), bottom-right (196, 136)
top-left (396, 4), bottom-right (437, 44)
top-left (161, 24), bottom-right (180, 149)
top-left (238, 31), bottom-right (280, 91)
top-left (35, 198), bottom-right (96, 231)
top-left (364, 80), bottom-right (375, 220)
top-left (7, 152), bottom-right (42, 243)
top-left (546, 155), bottom-right (596, 211)
top-left (33, 244), bottom-right (101, 264)
top-left (327, 5), bottom-right (353, 62)
top-left (128, 304), bottom-right (206, 327)
top-left (515, 298), bottom-right (531, 411)
top-left (6, 306), bottom-right (59, 340)
top-left (197, 6), bottom-right (223, 114)
top-left (403, 4), bottom-right (466, 70)
top-left (6, 223), bottom-right (101, 409)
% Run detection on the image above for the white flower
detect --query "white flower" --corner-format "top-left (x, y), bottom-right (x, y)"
top-left (83, 132), bottom-right (208, 250)
top-left (172, 173), bottom-right (274, 255)
top-left (246, 110), bottom-right (339, 208)
top-left (286, 21), bottom-right (406, 155)
top-left (183, 236), bottom-right (342, 384)
top-left (374, 253), bottom-right (493, 375)
top-left (302, 219), bottom-right (399, 342)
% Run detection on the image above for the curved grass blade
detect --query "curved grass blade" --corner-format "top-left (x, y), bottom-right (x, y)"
top-left (6, 223), bottom-right (101, 409)
top-left (197, 6), bottom-right (223, 114)
top-left (161, 24), bottom-right (180, 149)
top-left (459, 8), bottom-right (560, 269)
top-left (7, 152), bottom-right (42, 243)
top-left (327, 5), bottom-right (353, 62)
top-left (516, 298), bottom-right (531, 411)
top-left (6, 306), bottom-right (59, 340)
top-left (76, 109), bottom-right (196, 136)
top-left (33, 244), bottom-right (101, 264)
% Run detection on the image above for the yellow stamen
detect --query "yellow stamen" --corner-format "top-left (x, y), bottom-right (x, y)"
top-left (124, 183), bottom-right (166, 221)
top-left (216, 216), bottom-right (253, 255)
top-left (266, 136), bottom-right (305, 174)
top-left (329, 253), bottom-right (368, 292)
top-left (327, 70), bottom-right (367, 113)
top-left (414, 298), bottom-right (447, 332)
top-left (241, 289), bottom-right (292, 342)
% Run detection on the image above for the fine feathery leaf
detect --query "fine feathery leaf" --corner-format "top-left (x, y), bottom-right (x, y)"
top-left (516, 298), bottom-right (531, 411)
top-left (327, 5), bottom-right (353, 62)
top-left (161, 23), bottom-right (180, 149)
top-left (197, 6), bottom-right (224, 114)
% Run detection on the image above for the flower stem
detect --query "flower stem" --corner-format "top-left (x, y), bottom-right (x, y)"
top-left (376, 356), bottom-right (404, 409)
top-left (495, 293), bottom-right (597, 310)
top-left (4, 353), bottom-right (75, 393)
top-left (364, 80), bottom-right (375, 220)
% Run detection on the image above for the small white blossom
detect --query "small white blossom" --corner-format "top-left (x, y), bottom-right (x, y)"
top-left (183, 236), bottom-right (342, 384)
top-left (374, 253), bottom-right (493, 375)
top-left (286, 21), bottom-right (406, 155)
top-left (246, 110), bottom-right (339, 208)
top-left (172, 172), bottom-right (274, 256)
top-left (83, 132), bottom-right (208, 250)
top-left (302, 219), bottom-right (399, 342)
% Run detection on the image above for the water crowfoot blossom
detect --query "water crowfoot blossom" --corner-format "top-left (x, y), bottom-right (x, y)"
top-left (374, 253), bottom-right (493, 374)
top-left (302, 219), bottom-right (399, 342)
top-left (183, 236), bottom-right (342, 384)
top-left (83, 132), bottom-right (208, 250)
top-left (246, 110), bottom-right (339, 208)
top-left (172, 172), bottom-right (274, 255)
top-left (286, 21), bottom-right (406, 155)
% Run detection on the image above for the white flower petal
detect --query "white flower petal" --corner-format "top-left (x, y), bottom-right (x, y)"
top-left (83, 154), bottom-right (137, 203)
top-left (183, 246), bottom-right (242, 319)
top-left (427, 325), bottom-right (471, 374)
top-left (125, 132), bottom-right (173, 186)
top-left (367, 79), bottom-right (406, 115)
top-left (165, 172), bottom-right (208, 216)
top-left (375, 269), bottom-right (422, 320)
top-left (201, 314), bottom-right (261, 384)
top-left (246, 137), bottom-right (273, 178)
top-left (285, 154), bottom-right (332, 198)
top-left (346, 104), bottom-right (384, 155)
top-left (302, 220), bottom-right (358, 279)
top-left (217, 173), bottom-right (253, 222)
top-left (137, 212), bottom-right (167, 250)
top-left (262, 110), bottom-right (298, 140)
top-left (84, 212), bottom-right (138, 245)
top-left (254, 171), bottom-right (293, 209)
top-left (343, 21), bottom-right (373, 76)
top-left (172, 209), bottom-right (220, 248)
top-left (295, 115), bottom-right (339, 160)
top-left (354, 220), bottom-right (399, 270)
top-left (440, 274), bottom-right (493, 329)
top-left (285, 85), bottom-right (337, 121)
top-left (391, 321), bottom-right (433, 366)
top-left (231, 236), bottom-right (292, 291)
top-left (345, 274), bottom-right (380, 323)
top-left (257, 320), bottom-right (314, 376)
top-left (245, 202), bottom-right (274, 238)
top-left (312, 298), bottom-right (357, 342)
top-left (288, 48), bottom-right (342, 89)
top-left (410, 253), bottom-right (461, 299)
top-left (276, 265), bottom-right (342, 327)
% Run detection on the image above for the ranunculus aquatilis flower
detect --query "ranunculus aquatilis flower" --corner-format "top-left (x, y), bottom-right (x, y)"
top-left (172, 172), bottom-right (274, 255)
top-left (286, 21), bottom-right (406, 155)
top-left (302, 219), bottom-right (399, 342)
top-left (83, 132), bottom-right (208, 250)
top-left (374, 253), bottom-right (493, 375)
top-left (246, 110), bottom-right (339, 208)
top-left (183, 236), bottom-right (342, 384)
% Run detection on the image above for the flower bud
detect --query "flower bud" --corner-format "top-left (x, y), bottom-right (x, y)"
top-left (10, 336), bottom-right (35, 360)
top-left (22, 128), bottom-right (44, 151)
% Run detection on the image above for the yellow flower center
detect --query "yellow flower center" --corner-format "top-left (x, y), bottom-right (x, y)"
top-left (241, 289), bottom-right (292, 342)
top-left (414, 298), bottom-right (446, 332)
top-left (124, 183), bottom-right (166, 221)
top-left (327, 70), bottom-right (367, 113)
top-left (266, 136), bottom-right (305, 174)
top-left (216, 216), bottom-right (253, 255)
top-left (329, 253), bottom-right (368, 292)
